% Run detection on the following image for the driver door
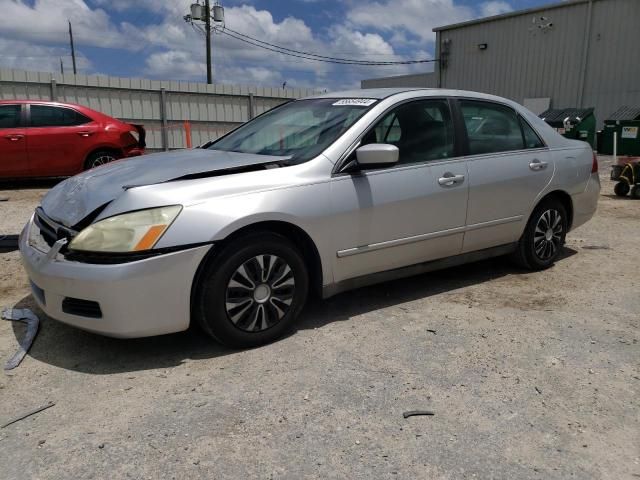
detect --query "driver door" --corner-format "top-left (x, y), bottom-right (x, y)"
top-left (329, 99), bottom-right (469, 283)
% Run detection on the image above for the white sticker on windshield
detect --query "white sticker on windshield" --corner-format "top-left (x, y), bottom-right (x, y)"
top-left (332, 98), bottom-right (377, 107)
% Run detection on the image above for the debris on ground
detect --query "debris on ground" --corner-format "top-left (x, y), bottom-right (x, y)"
top-left (581, 245), bottom-right (611, 250)
top-left (403, 410), bottom-right (435, 418)
top-left (0, 197), bottom-right (8, 202)
top-left (0, 235), bottom-right (19, 253)
top-left (1, 308), bottom-right (40, 370)
top-left (426, 329), bottom-right (437, 334)
top-left (1, 402), bottom-right (55, 429)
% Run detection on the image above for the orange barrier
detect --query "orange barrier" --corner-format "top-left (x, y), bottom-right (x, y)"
top-left (184, 120), bottom-right (192, 148)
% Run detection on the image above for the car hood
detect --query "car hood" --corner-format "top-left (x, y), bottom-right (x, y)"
top-left (41, 149), bottom-right (289, 228)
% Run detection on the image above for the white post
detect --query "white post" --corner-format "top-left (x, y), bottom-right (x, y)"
top-left (613, 131), bottom-right (618, 164)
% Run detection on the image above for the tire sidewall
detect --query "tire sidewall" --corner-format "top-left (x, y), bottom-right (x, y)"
top-left (522, 200), bottom-right (568, 269)
top-left (197, 233), bottom-right (309, 348)
top-left (614, 181), bottom-right (630, 197)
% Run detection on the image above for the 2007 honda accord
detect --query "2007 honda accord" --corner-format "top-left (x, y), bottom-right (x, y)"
top-left (19, 88), bottom-right (600, 347)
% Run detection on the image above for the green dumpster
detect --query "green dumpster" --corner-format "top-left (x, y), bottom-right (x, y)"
top-left (598, 106), bottom-right (640, 156)
top-left (539, 108), bottom-right (596, 148)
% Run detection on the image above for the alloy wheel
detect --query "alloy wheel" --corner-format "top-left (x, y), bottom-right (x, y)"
top-left (533, 209), bottom-right (563, 261)
top-left (225, 254), bottom-right (296, 332)
top-left (91, 155), bottom-right (116, 168)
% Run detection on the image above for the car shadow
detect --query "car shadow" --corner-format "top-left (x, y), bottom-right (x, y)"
top-left (9, 248), bottom-right (577, 375)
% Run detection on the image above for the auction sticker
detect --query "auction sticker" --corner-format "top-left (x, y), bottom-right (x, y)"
top-left (332, 99), bottom-right (377, 106)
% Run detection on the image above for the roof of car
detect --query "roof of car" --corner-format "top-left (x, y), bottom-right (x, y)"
top-left (308, 88), bottom-right (426, 100)
top-left (306, 88), bottom-right (520, 104)
top-left (0, 99), bottom-right (85, 107)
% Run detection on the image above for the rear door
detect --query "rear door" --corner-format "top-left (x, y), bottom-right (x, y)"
top-left (26, 104), bottom-right (96, 176)
top-left (0, 104), bottom-right (28, 177)
top-left (457, 99), bottom-right (553, 252)
top-left (330, 98), bottom-right (469, 282)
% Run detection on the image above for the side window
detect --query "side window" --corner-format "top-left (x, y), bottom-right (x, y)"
top-left (362, 99), bottom-right (454, 165)
top-left (520, 117), bottom-right (545, 149)
top-left (461, 100), bottom-right (525, 155)
top-left (372, 113), bottom-right (401, 143)
top-left (0, 105), bottom-right (21, 128)
top-left (30, 105), bottom-right (90, 127)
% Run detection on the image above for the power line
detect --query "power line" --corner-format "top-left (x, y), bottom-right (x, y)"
top-left (219, 28), bottom-right (436, 66)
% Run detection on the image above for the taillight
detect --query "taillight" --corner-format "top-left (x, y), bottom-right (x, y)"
top-left (591, 151), bottom-right (598, 173)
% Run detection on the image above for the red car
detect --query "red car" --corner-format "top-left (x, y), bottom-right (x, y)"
top-left (0, 100), bottom-right (145, 178)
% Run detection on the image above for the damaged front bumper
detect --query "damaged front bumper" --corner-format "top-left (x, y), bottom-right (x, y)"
top-left (19, 219), bottom-right (211, 338)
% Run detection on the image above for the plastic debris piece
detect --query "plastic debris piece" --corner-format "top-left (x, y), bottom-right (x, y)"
top-left (1, 308), bottom-right (40, 370)
top-left (1, 402), bottom-right (55, 428)
top-left (403, 410), bottom-right (435, 418)
top-left (0, 235), bottom-right (19, 253)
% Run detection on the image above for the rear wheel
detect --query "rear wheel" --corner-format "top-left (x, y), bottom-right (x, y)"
top-left (84, 150), bottom-right (119, 170)
top-left (614, 181), bottom-right (630, 197)
top-left (511, 198), bottom-right (567, 270)
top-left (195, 232), bottom-right (309, 348)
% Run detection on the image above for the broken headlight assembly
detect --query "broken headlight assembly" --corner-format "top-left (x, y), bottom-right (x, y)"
top-left (68, 206), bottom-right (182, 253)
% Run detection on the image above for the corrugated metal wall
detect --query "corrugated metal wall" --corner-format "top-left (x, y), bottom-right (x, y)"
top-left (361, 72), bottom-right (438, 89)
top-left (0, 68), bottom-right (319, 150)
top-left (435, 0), bottom-right (640, 127)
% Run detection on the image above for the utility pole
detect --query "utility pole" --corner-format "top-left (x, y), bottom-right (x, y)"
top-left (60, 58), bottom-right (64, 75)
top-left (205, 0), bottom-right (212, 84)
top-left (184, 2), bottom-right (224, 84)
top-left (68, 20), bottom-right (77, 75)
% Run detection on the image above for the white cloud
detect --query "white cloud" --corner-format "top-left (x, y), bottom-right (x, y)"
top-left (0, 0), bottom-right (512, 88)
top-left (480, 1), bottom-right (513, 17)
top-left (0, 0), bottom-right (134, 50)
top-left (0, 37), bottom-right (91, 73)
top-left (347, 0), bottom-right (475, 43)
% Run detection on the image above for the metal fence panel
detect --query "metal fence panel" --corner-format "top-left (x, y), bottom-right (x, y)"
top-left (0, 68), bottom-right (319, 151)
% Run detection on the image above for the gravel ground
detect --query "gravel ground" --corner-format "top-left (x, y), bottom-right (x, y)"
top-left (0, 158), bottom-right (638, 479)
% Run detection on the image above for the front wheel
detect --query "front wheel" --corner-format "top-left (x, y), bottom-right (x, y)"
top-left (194, 232), bottom-right (309, 348)
top-left (511, 199), bottom-right (568, 270)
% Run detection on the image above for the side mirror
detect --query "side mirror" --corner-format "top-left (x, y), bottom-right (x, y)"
top-left (355, 143), bottom-right (399, 168)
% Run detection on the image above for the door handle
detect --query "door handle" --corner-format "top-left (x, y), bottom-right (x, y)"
top-left (77, 131), bottom-right (93, 137)
top-left (4, 134), bottom-right (24, 141)
top-left (438, 173), bottom-right (465, 186)
top-left (529, 159), bottom-right (548, 171)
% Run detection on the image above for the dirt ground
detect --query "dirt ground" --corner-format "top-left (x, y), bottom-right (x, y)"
top-left (0, 158), bottom-right (638, 479)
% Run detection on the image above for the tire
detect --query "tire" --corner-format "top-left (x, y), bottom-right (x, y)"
top-left (194, 232), bottom-right (309, 348)
top-left (614, 181), bottom-right (630, 197)
top-left (510, 198), bottom-right (568, 271)
top-left (84, 150), bottom-right (119, 170)
top-left (631, 186), bottom-right (640, 199)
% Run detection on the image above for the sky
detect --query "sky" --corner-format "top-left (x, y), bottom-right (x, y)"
top-left (0, 0), bottom-right (557, 90)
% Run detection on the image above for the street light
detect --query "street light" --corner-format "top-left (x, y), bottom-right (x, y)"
top-left (184, 1), bottom-right (225, 84)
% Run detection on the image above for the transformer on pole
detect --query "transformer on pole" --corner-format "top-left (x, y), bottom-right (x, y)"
top-left (184, 1), bottom-right (225, 84)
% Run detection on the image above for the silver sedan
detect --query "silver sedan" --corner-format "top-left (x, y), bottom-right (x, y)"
top-left (20, 88), bottom-right (600, 347)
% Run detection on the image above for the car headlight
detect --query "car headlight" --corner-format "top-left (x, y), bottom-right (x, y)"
top-left (68, 206), bottom-right (182, 253)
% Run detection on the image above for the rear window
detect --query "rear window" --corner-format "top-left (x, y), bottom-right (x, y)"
top-left (30, 105), bottom-right (91, 127)
top-left (461, 100), bottom-right (524, 155)
top-left (0, 105), bottom-right (21, 128)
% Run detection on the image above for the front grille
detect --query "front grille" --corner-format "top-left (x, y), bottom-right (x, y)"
top-left (62, 297), bottom-right (102, 319)
top-left (34, 208), bottom-right (77, 249)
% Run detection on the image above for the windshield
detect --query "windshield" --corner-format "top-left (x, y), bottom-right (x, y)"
top-left (207, 98), bottom-right (377, 164)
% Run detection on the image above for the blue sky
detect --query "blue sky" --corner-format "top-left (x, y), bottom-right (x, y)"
top-left (0, 0), bottom-right (557, 89)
